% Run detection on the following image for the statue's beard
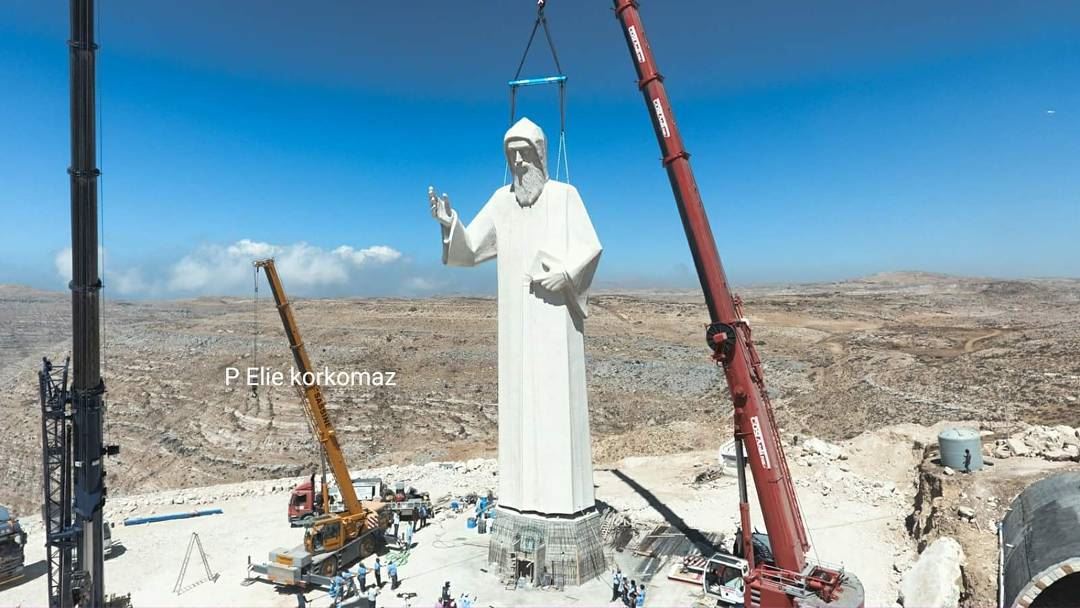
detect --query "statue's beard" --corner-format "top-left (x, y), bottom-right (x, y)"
top-left (513, 165), bottom-right (547, 207)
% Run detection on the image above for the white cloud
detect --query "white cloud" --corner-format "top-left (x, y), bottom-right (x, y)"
top-left (54, 248), bottom-right (71, 282)
top-left (55, 239), bottom-right (403, 297)
top-left (109, 267), bottom-right (149, 296)
top-left (166, 239), bottom-right (402, 294)
top-left (334, 245), bottom-right (402, 266)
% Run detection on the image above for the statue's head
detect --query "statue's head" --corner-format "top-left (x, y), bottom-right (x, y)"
top-left (504, 117), bottom-right (548, 207)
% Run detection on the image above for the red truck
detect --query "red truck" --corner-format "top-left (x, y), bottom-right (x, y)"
top-left (288, 475), bottom-right (385, 527)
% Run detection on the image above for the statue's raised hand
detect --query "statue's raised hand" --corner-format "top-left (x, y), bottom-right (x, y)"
top-left (428, 186), bottom-right (453, 227)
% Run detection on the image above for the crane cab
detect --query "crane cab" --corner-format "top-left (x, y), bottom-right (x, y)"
top-left (304, 510), bottom-right (374, 555)
top-left (306, 515), bottom-right (346, 553)
top-left (703, 553), bottom-right (749, 606)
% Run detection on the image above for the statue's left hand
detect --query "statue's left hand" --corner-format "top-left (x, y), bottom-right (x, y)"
top-left (532, 268), bottom-right (569, 292)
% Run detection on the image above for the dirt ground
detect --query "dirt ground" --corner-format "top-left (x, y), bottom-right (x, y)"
top-left (4, 422), bottom-right (1050, 608)
top-left (3, 273), bottom-right (1077, 517)
top-left (1, 272), bottom-right (1078, 606)
top-left (0, 425), bottom-right (919, 608)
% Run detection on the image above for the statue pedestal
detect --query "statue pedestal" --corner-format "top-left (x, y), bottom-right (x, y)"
top-left (487, 506), bottom-right (607, 587)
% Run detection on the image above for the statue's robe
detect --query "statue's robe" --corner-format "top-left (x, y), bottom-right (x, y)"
top-left (442, 179), bottom-right (602, 516)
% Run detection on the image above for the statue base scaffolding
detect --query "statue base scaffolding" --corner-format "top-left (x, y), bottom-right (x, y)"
top-left (488, 506), bottom-right (607, 588)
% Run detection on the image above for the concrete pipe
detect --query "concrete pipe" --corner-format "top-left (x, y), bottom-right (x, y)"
top-left (1001, 471), bottom-right (1080, 608)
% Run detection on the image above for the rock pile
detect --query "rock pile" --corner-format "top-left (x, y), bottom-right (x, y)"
top-left (796, 465), bottom-right (900, 505)
top-left (991, 424), bottom-right (1079, 462)
top-left (796, 437), bottom-right (850, 462)
top-left (791, 436), bottom-right (899, 505)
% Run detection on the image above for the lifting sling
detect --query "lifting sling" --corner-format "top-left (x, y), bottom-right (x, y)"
top-left (506, 0), bottom-right (571, 183)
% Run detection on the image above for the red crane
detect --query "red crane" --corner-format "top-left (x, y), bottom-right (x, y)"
top-left (611, 2), bottom-right (864, 606)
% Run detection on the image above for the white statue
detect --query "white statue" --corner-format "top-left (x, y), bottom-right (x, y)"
top-left (428, 117), bottom-right (602, 516)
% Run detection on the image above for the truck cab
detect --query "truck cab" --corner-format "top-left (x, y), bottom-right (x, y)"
top-left (0, 506), bottom-right (27, 585)
top-left (289, 478), bottom-right (318, 527)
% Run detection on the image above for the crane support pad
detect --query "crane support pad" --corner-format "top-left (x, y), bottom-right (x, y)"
top-left (1002, 472), bottom-right (1080, 608)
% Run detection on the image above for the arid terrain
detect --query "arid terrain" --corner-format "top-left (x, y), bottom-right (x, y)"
top-left (1, 273), bottom-right (1079, 607)
top-left (2, 272), bottom-right (1078, 517)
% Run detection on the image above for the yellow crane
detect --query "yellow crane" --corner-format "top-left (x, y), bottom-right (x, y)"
top-left (248, 258), bottom-right (383, 585)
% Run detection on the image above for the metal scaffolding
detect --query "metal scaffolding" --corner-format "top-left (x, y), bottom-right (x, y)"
top-left (488, 509), bottom-right (607, 587)
top-left (39, 358), bottom-right (74, 608)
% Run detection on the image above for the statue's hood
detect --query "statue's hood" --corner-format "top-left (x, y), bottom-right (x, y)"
top-left (504, 117), bottom-right (548, 180)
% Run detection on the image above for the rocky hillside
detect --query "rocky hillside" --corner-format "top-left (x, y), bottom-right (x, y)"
top-left (2, 275), bottom-right (1078, 515)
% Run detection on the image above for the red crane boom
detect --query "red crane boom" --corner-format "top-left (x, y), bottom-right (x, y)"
top-left (611, 2), bottom-right (863, 606)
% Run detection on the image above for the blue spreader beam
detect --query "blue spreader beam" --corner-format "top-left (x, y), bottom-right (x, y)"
top-left (508, 75), bottom-right (567, 88)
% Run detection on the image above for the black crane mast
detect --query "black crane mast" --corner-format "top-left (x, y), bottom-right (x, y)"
top-left (40, 1), bottom-right (118, 606)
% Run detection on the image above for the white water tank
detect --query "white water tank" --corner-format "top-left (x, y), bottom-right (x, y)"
top-left (938, 427), bottom-right (983, 471)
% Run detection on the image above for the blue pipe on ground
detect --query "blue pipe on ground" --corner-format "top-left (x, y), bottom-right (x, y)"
top-left (123, 508), bottom-right (223, 526)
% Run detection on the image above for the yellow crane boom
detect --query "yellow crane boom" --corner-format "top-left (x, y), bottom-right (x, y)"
top-left (255, 258), bottom-right (369, 552)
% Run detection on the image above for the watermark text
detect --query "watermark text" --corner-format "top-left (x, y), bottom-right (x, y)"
top-left (225, 366), bottom-right (397, 387)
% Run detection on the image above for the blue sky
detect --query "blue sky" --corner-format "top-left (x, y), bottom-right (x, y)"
top-left (1, 1), bottom-right (1077, 297)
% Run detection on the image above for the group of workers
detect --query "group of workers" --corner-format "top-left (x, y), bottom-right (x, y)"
top-left (610, 567), bottom-right (646, 607)
top-left (356, 557), bottom-right (401, 591)
top-left (327, 556), bottom-right (402, 608)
